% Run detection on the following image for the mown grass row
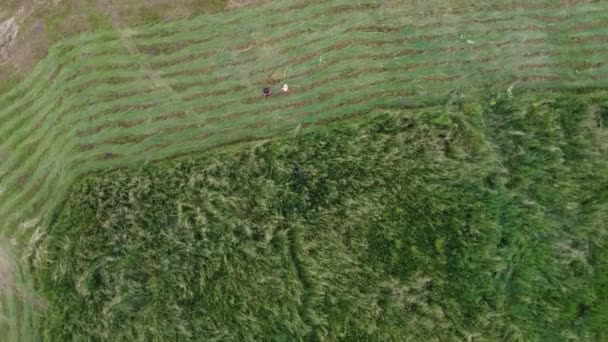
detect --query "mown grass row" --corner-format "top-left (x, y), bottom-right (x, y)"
top-left (0, 0), bottom-right (600, 120)
top-left (0, 54), bottom-right (600, 218)
top-left (0, 3), bottom-right (604, 134)
top-left (3, 17), bottom-right (604, 142)
top-left (0, 0), bottom-right (604, 115)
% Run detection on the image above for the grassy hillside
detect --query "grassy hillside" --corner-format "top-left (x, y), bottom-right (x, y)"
top-left (0, 0), bottom-right (607, 339)
top-left (2, 0), bottom-right (608, 248)
top-left (37, 94), bottom-right (608, 340)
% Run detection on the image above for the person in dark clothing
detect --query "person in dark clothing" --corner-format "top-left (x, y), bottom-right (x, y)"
top-left (263, 87), bottom-right (272, 98)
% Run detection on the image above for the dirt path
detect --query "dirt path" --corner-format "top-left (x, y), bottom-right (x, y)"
top-left (0, 17), bottom-right (19, 64)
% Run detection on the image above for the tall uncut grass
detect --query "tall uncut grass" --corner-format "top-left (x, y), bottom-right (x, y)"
top-left (38, 93), bottom-right (608, 340)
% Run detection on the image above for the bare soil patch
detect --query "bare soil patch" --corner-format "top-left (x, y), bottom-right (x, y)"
top-left (0, 17), bottom-right (19, 64)
top-left (0, 0), bottom-right (228, 82)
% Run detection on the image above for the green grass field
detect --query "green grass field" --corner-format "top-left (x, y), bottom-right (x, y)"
top-left (1, 0), bottom-right (608, 340)
top-left (37, 96), bottom-right (608, 340)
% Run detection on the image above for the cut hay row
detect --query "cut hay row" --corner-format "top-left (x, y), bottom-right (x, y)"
top-left (0, 26), bottom-right (600, 135)
top-left (1, 0), bottom-right (608, 249)
top-left (0, 4), bottom-right (600, 132)
top-left (2, 4), bottom-right (604, 127)
top-left (0, 69), bottom-right (604, 174)
top-left (0, 0), bottom-right (601, 113)
top-left (2, 40), bottom-right (605, 196)
top-left (26, 5), bottom-right (608, 90)
top-left (0, 54), bottom-right (600, 213)
top-left (4, 30), bottom-right (604, 155)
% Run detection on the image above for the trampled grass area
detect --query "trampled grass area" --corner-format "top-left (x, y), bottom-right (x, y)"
top-left (38, 94), bottom-right (608, 340)
top-left (0, 0), bottom-right (607, 339)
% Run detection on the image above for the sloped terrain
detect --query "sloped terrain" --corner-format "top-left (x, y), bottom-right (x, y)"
top-left (0, 0), bottom-right (607, 340)
top-left (1, 0), bottom-right (608, 245)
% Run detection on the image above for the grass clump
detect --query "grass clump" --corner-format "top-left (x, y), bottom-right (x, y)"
top-left (37, 93), bottom-right (608, 340)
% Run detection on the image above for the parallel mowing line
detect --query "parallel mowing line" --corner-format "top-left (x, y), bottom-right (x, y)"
top-left (3, 169), bottom-right (66, 238)
top-left (402, 6), bottom-right (606, 28)
top-left (75, 53), bottom-right (607, 144)
top-left (0, 0), bottom-right (338, 111)
top-left (0, 42), bottom-right (86, 111)
top-left (0, 78), bottom-right (74, 164)
top-left (54, 6), bottom-right (595, 86)
top-left (60, 17), bottom-right (349, 96)
top-left (75, 61), bottom-right (588, 152)
top-left (2, 29), bottom-right (604, 178)
top-left (0, 67), bottom-right (70, 137)
top-left (124, 0), bottom-right (601, 42)
top-left (30, 31), bottom-right (572, 125)
top-left (122, 1), bottom-right (324, 38)
top-left (69, 6), bottom-right (608, 72)
top-left (0, 2), bottom-right (600, 119)
top-left (157, 23), bottom-right (604, 76)
top-left (62, 0), bottom-right (353, 52)
top-left (0, 58), bottom-right (84, 129)
top-left (0, 32), bottom-right (452, 138)
top-left (10, 35), bottom-right (604, 168)
top-left (0, 54), bottom-right (592, 216)
top-left (48, 3), bottom-right (608, 75)
top-left (0, 58), bottom-right (157, 150)
top-left (0, 49), bottom-right (68, 107)
top-left (83, 86), bottom-right (448, 163)
top-left (57, 34), bottom-right (603, 127)
top-left (60, 0), bottom-right (332, 47)
top-left (440, 0), bottom-right (599, 15)
top-left (2, 61), bottom-right (420, 195)
top-left (70, 44), bottom-right (600, 140)
top-left (0, 0), bottom-right (600, 111)
top-left (126, 4), bottom-right (594, 50)
top-left (349, 18), bottom-right (608, 35)
top-left (60, 12), bottom-right (608, 105)
top-left (0, 58), bottom-right (67, 121)
top-left (51, 34), bottom-right (602, 94)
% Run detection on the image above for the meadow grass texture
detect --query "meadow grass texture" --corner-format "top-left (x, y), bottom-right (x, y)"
top-left (0, 0), bottom-right (607, 339)
top-left (2, 0), bottom-right (608, 246)
top-left (38, 93), bottom-right (608, 340)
